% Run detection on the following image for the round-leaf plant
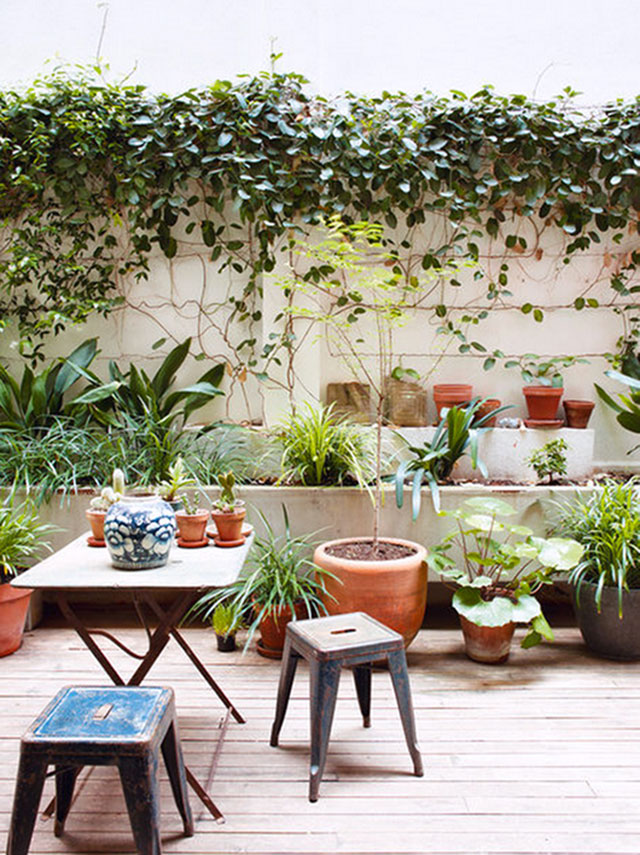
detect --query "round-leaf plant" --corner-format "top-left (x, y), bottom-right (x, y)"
top-left (428, 496), bottom-right (583, 648)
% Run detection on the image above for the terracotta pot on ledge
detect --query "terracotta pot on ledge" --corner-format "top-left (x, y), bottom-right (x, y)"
top-left (433, 384), bottom-right (473, 421)
top-left (522, 386), bottom-right (563, 421)
top-left (563, 399), bottom-right (594, 429)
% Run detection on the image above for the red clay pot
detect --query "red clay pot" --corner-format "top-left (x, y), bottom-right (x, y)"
top-left (522, 385), bottom-right (563, 421)
top-left (459, 616), bottom-right (515, 664)
top-left (85, 508), bottom-right (106, 542)
top-left (474, 398), bottom-right (501, 426)
top-left (433, 384), bottom-right (473, 420)
top-left (0, 584), bottom-right (33, 657)
top-left (175, 509), bottom-right (209, 542)
top-left (210, 505), bottom-right (246, 543)
top-left (257, 601), bottom-right (308, 656)
top-left (563, 399), bottom-right (595, 429)
top-left (314, 537), bottom-right (428, 649)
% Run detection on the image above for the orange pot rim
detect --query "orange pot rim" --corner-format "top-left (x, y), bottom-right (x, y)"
top-left (175, 508), bottom-right (210, 520)
top-left (522, 385), bottom-right (564, 394)
top-left (314, 537), bottom-right (427, 571)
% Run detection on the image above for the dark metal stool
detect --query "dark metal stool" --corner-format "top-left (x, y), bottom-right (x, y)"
top-left (270, 612), bottom-right (423, 801)
top-left (7, 686), bottom-right (194, 855)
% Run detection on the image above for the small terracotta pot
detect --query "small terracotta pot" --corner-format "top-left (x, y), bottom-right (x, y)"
top-left (85, 508), bottom-right (106, 542)
top-left (175, 509), bottom-right (209, 542)
top-left (474, 398), bottom-right (501, 427)
top-left (433, 384), bottom-right (473, 420)
top-left (459, 616), bottom-right (515, 664)
top-left (522, 385), bottom-right (563, 421)
top-left (0, 584), bottom-right (33, 657)
top-left (211, 505), bottom-right (246, 543)
top-left (257, 602), bottom-right (308, 656)
top-left (314, 537), bottom-right (428, 649)
top-left (563, 399), bottom-right (594, 429)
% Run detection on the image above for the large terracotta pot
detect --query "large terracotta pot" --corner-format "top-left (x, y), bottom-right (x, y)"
top-left (433, 384), bottom-right (473, 421)
top-left (572, 582), bottom-right (640, 660)
top-left (522, 385), bottom-right (563, 420)
top-left (459, 616), bottom-right (515, 664)
top-left (563, 399), bottom-right (594, 429)
top-left (314, 537), bottom-right (428, 648)
top-left (256, 602), bottom-right (308, 658)
top-left (0, 584), bottom-right (33, 657)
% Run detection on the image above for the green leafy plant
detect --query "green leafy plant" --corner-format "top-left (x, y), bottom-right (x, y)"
top-left (157, 456), bottom-right (196, 503)
top-left (276, 403), bottom-right (376, 487)
top-left (504, 354), bottom-right (588, 387)
top-left (428, 496), bottom-right (583, 647)
top-left (526, 438), bottom-right (568, 484)
top-left (192, 506), bottom-right (334, 648)
top-left (212, 602), bottom-right (242, 639)
top-left (0, 339), bottom-right (98, 431)
top-left (395, 398), bottom-right (508, 515)
top-left (0, 498), bottom-right (56, 580)
top-left (214, 471), bottom-right (242, 512)
top-left (595, 369), bottom-right (640, 452)
top-left (552, 479), bottom-right (640, 617)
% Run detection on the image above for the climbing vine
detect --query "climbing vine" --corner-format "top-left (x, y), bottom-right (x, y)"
top-left (1, 65), bottom-right (640, 387)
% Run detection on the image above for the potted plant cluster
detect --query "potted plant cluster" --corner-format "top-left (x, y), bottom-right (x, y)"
top-left (210, 471), bottom-right (246, 547)
top-left (552, 478), bottom-right (640, 659)
top-left (428, 496), bottom-right (583, 663)
top-left (194, 507), bottom-right (334, 658)
top-left (0, 500), bottom-right (55, 657)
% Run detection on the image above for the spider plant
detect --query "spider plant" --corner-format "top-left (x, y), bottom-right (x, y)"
top-left (276, 402), bottom-right (377, 487)
top-left (552, 478), bottom-right (640, 617)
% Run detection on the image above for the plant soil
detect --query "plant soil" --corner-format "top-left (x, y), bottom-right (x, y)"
top-left (325, 540), bottom-right (417, 561)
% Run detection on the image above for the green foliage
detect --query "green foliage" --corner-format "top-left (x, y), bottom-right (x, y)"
top-left (0, 497), bottom-right (56, 578)
top-left (276, 403), bottom-right (376, 487)
top-left (552, 479), bottom-right (640, 617)
top-left (429, 496), bottom-right (583, 647)
top-left (526, 438), bottom-right (568, 484)
top-left (0, 338), bottom-right (98, 430)
top-left (211, 602), bottom-right (242, 638)
top-left (157, 456), bottom-right (196, 502)
top-left (504, 354), bottom-right (588, 387)
top-left (192, 506), bottom-right (334, 648)
top-left (215, 471), bottom-right (240, 511)
top-left (595, 369), bottom-right (640, 452)
top-left (395, 398), bottom-right (507, 515)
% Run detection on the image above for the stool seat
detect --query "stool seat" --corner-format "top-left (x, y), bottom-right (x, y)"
top-left (270, 612), bottom-right (423, 801)
top-left (7, 686), bottom-right (193, 855)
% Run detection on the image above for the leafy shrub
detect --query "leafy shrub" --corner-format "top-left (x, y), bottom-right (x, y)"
top-left (526, 438), bottom-right (568, 483)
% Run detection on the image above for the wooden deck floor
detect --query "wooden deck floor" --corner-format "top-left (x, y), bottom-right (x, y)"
top-left (1, 621), bottom-right (639, 855)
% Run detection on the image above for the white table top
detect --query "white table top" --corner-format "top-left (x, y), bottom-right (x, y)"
top-left (12, 531), bottom-right (254, 592)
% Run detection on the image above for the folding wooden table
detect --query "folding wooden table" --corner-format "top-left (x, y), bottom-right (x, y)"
top-left (12, 531), bottom-right (253, 821)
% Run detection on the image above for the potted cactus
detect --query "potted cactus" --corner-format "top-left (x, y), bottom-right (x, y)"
top-left (210, 472), bottom-right (246, 547)
top-left (86, 469), bottom-right (125, 545)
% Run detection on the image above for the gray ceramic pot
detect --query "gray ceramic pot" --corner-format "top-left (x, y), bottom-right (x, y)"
top-left (572, 581), bottom-right (640, 660)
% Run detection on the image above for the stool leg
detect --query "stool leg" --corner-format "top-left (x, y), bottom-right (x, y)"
top-left (270, 634), bottom-right (299, 747)
top-left (118, 752), bottom-right (162, 855)
top-left (7, 750), bottom-right (47, 855)
top-left (54, 765), bottom-right (80, 837)
top-left (309, 659), bottom-right (341, 802)
top-left (352, 664), bottom-right (372, 727)
top-left (387, 650), bottom-right (424, 777)
top-left (161, 722), bottom-right (194, 837)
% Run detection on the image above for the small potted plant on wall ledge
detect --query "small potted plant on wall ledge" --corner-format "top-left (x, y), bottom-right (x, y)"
top-left (86, 469), bottom-right (125, 545)
top-left (506, 353), bottom-right (588, 426)
top-left (526, 438), bottom-right (568, 484)
top-left (210, 472), bottom-right (246, 547)
top-left (428, 496), bottom-right (583, 664)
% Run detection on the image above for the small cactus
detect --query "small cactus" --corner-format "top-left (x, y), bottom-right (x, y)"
top-left (90, 469), bottom-right (125, 511)
top-left (112, 468), bottom-right (126, 496)
top-left (216, 471), bottom-right (238, 511)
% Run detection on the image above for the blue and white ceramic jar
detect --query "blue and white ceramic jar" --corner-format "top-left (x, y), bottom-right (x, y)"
top-left (104, 494), bottom-right (176, 570)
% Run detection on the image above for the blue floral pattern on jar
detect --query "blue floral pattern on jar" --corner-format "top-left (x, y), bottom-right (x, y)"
top-left (104, 495), bottom-right (176, 570)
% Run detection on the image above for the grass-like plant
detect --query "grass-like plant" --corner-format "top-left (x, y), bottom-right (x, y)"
top-left (552, 479), bottom-right (640, 616)
top-left (192, 506), bottom-right (334, 648)
top-left (276, 403), bottom-right (376, 487)
top-left (0, 498), bottom-right (56, 580)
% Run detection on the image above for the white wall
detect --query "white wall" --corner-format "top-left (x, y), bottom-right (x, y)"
top-left (1, 0), bottom-right (639, 105)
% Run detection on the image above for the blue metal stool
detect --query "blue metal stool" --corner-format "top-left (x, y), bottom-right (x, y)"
top-left (270, 612), bottom-right (424, 801)
top-left (7, 686), bottom-right (193, 855)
